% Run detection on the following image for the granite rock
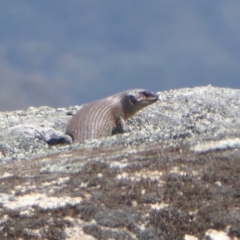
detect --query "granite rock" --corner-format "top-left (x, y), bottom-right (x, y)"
top-left (0, 86), bottom-right (239, 240)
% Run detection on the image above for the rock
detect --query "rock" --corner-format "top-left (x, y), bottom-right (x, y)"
top-left (0, 86), bottom-right (239, 239)
top-left (204, 229), bottom-right (231, 240)
top-left (184, 234), bottom-right (198, 240)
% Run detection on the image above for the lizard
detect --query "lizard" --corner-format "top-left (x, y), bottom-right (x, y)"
top-left (66, 89), bottom-right (158, 143)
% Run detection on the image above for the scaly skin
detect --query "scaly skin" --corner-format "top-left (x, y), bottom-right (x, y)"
top-left (66, 89), bottom-right (158, 143)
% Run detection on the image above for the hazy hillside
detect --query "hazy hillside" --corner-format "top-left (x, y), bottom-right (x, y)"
top-left (1, 0), bottom-right (240, 111)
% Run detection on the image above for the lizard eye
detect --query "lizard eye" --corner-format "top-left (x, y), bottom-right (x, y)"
top-left (129, 95), bottom-right (137, 104)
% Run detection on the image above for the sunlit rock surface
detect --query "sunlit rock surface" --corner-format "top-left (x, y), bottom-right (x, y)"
top-left (0, 86), bottom-right (239, 239)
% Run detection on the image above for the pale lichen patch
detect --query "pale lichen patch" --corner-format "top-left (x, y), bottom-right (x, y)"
top-left (204, 228), bottom-right (231, 240)
top-left (116, 170), bottom-right (163, 182)
top-left (64, 217), bottom-right (97, 240)
top-left (150, 202), bottom-right (169, 211)
top-left (0, 172), bottom-right (13, 179)
top-left (3, 193), bottom-right (82, 211)
top-left (191, 138), bottom-right (240, 153)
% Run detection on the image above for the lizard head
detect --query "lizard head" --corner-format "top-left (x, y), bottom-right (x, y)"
top-left (124, 89), bottom-right (159, 119)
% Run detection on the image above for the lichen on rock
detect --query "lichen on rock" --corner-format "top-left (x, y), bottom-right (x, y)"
top-left (0, 86), bottom-right (240, 239)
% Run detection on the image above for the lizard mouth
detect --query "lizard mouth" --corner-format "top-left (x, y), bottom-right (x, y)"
top-left (145, 93), bottom-right (159, 103)
top-left (138, 93), bottom-right (158, 107)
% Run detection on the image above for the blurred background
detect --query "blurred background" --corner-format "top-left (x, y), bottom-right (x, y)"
top-left (1, 0), bottom-right (240, 111)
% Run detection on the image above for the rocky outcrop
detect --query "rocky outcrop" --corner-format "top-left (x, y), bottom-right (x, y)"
top-left (0, 86), bottom-right (239, 240)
